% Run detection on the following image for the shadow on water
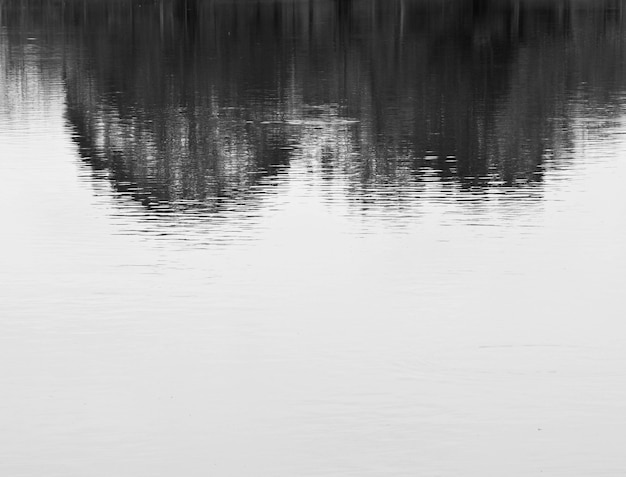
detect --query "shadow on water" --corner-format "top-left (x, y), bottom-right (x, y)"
top-left (3, 0), bottom-right (626, 213)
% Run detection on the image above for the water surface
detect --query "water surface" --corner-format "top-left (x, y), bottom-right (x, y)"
top-left (1, 1), bottom-right (626, 475)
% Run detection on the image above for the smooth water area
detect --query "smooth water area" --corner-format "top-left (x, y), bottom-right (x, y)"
top-left (1, 1), bottom-right (626, 475)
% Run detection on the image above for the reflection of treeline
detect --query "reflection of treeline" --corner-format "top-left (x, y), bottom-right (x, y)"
top-left (4, 0), bottom-right (626, 205)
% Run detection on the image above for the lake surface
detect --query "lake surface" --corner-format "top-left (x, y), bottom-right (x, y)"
top-left (1, 0), bottom-right (626, 475)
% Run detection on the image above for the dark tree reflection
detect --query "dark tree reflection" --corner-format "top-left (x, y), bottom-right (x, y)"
top-left (2, 0), bottom-right (626, 210)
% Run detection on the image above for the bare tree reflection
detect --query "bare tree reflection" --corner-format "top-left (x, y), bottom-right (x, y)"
top-left (3, 0), bottom-right (626, 211)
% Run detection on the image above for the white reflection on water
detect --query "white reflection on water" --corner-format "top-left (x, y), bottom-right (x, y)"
top-left (2, 8), bottom-right (626, 477)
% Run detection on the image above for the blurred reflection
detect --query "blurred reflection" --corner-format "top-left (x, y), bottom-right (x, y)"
top-left (3, 0), bottom-right (626, 211)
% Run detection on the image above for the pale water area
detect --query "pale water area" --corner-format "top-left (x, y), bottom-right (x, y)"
top-left (1, 0), bottom-right (626, 475)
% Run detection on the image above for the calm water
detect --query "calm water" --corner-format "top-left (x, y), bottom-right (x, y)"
top-left (1, 0), bottom-right (626, 475)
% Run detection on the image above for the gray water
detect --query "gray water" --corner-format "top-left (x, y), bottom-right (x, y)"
top-left (1, 0), bottom-right (626, 475)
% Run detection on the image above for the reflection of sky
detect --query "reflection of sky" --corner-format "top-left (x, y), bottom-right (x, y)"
top-left (3, 68), bottom-right (626, 473)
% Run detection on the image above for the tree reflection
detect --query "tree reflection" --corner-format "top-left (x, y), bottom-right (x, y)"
top-left (3, 0), bottom-right (626, 210)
